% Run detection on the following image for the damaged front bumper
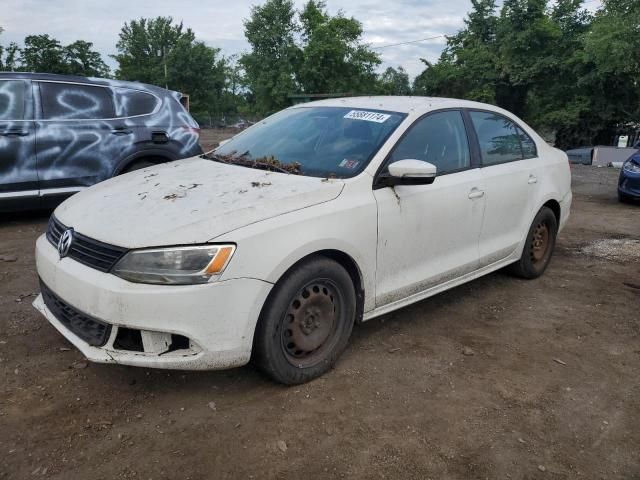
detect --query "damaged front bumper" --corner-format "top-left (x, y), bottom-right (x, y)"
top-left (33, 234), bottom-right (273, 370)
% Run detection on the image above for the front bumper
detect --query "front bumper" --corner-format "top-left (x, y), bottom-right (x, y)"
top-left (618, 172), bottom-right (640, 199)
top-left (33, 234), bottom-right (272, 370)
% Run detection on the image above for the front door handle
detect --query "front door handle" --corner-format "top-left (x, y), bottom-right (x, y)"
top-left (0, 130), bottom-right (29, 137)
top-left (468, 188), bottom-right (485, 199)
top-left (528, 175), bottom-right (538, 184)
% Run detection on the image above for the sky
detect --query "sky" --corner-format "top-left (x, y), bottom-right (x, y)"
top-left (1, 0), bottom-right (602, 79)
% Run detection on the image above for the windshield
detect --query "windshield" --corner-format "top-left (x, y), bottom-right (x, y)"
top-left (209, 106), bottom-right (406, 178)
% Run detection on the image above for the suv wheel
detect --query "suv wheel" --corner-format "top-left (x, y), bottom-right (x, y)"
top-left (121, 160), bottom-right (155, 174)
top-left (508, 206), bottom-right (558, 279)
top-left (253, 256), bottom-right (356, 384)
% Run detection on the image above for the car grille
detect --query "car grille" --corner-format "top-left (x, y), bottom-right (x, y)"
top-left (46, 215), bottom-right (128, 272)
top-left (40, 279), bottom-right (112, 347)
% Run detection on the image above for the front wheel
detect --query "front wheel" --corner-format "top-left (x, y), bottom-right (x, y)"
top-left (253, 256), bottom-right (356, 385)
top-left (508, 206), bottom-right (558, 279)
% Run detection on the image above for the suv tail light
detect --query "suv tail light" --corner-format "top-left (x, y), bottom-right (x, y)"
top-left (180, 126), bottom-right (200, 136)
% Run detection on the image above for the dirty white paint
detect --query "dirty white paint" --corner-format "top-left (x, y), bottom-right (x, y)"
top-left (35, 96), bottom-right (573, 372)
top-left (55, 157), bottom-right (345, 248)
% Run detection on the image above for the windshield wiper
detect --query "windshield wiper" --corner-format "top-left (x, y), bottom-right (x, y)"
top-left (201, 152), bottom-right (302, 175)
top-left (201, 152), bottom-right (232, 164)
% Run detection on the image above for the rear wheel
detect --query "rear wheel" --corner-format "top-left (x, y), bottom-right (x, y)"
top-left (253, 256), bottom-right (356, 385)
top-left (508, 206), bottom-right (558, 279)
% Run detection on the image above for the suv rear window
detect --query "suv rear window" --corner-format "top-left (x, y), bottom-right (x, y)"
top-left (0, 80), bottom-right (26, 120)
top-left (114, 88), bottom-right (159, 117)
top-left (40, 82), bottom-right (115, 120)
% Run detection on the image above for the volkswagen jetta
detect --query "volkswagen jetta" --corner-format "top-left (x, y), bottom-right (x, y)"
top-left (33, 97), bottom-right (572, 384)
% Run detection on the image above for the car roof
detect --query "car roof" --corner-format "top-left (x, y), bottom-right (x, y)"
top-left (0, 71), bottom-right (178, 96)
top-left (291, 95), bottom-right (507, 116)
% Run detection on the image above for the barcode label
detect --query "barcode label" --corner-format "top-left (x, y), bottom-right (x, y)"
top-left (343, 110), bottom-right (391, 123)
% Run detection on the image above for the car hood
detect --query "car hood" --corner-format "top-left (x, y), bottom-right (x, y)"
top-left (55, 157), bottom-right (344, 248)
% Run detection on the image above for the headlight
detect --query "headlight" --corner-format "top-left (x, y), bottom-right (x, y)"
top-left (112, 244), bottom-right (235, 285)
top-left (623, 159), bottom-right (640, 174)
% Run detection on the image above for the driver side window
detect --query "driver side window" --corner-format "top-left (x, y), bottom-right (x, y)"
top-left (389, 110), bottom-right (470, 175)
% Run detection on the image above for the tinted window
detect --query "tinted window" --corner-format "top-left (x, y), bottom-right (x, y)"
top-left (517, 127), bottom-right (537, 158)
top-left (114, 88), bottom-right (159, 117)
top-left (389, 110), bottom-right (470, 174)
top-left (470, 111), bottom-right (522, 165)
top-left (40, 82), bottom-right (115, 120)
top-left (0, 80), bottom-right (26, 120)
top-left (214, 107), bottom-right (406, 178)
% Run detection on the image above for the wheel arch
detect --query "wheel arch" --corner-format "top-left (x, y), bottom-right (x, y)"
top-left (112, 150), bottom-right (177, 176)
top-left (542, 198), bottom-right (561, 226)
top-left (263, 249), bottom-right (366, 325)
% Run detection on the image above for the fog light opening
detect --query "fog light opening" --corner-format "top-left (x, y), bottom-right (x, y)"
top-left (167, 334), bottom-right (190, 353)
top-left (114, 327), bottom-right (144, 352)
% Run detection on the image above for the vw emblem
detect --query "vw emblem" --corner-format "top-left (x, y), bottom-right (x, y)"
top-left (58, 229), bottom-right (74, 258)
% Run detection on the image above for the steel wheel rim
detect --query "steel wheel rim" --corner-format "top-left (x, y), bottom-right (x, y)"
top-left (281, 279), bottom-right (341, 367)
top-left (530, 221), bottom-right (550, 264)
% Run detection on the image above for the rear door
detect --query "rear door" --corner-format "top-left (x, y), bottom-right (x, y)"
top-left (34, 81), bottom-right (136, 196)
top-left (0, 79), bottom-right (38, 200)
top-left (468, 110), bottom-right (538, 267)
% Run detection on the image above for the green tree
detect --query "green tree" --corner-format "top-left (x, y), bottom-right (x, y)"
top-left (412, 0), bottom-right (628, 148)
top-left (64, 40), bottom-right (110, 77)
top-left (414, 0), bottom-right (499, 102)
top-left (0, 27), bottom-right (19, 71)
top-left (114, 16), bottom-right (228, 117)
top-left (377, 66), bottom-right (411, 95)
top-left (9, 34), bottom-right (109, 77)
top-left (20, 34), bottom-right (67, 73)
top-left (114, 17), bottom-right (187, 86)
top-left (297, 1), bottom-right (380, 94)
top-left (240, 0), bottom-right (301, 114)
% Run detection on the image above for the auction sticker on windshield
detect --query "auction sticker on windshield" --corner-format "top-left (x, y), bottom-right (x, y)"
top-left (344, 110), bottom-right (391, 123)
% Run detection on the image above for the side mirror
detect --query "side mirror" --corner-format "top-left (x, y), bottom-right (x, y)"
top-left (218, 138), bottom-right (232, 147)
top-left (378, 159), bottom-right (437, 187)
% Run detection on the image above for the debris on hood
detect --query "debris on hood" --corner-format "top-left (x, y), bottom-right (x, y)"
top-left (202, 152), bottom-right (302, 175)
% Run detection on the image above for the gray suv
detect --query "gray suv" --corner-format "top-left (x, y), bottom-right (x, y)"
top-left (0, 73), bottom-right (202, 211)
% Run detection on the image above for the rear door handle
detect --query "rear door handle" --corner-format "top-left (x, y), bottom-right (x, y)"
top-left (528, 175), bottom-right (538, 184)
top-left (468, 188), bottom-right (485, 199)
top-left (0, 130), bottom-right (29, 137)
top-left (111, 128), bottom-right (133, 135)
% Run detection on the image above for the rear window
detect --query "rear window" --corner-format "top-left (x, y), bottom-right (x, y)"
top-left (470, 111), bottom-right (526, 165)
top-left (0, 80), bottom-right (26, 120)
top-left (114, 88), bottom-right (159, 117)
top-left (517, 126), bottom-right (537, 158)
top-left (40, 82), bottom-right (115, 120)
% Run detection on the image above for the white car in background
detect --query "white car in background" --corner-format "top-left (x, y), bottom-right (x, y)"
top-left (33, 97), bottom-right (572, 384)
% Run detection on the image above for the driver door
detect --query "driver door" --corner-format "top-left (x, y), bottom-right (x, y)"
top-left (373, 110), bottom-right (485, 308)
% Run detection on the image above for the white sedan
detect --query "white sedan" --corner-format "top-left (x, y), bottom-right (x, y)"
top-left (33, 97), bottom-right (572, 384)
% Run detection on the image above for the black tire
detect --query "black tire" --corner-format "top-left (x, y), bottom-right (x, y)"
top-left (618, 192), bottom-right (632, 204)
top-left (121, 160), bottom-right (155, 174)
top-left (253, 256), bottom-right (356, 385)
top-left (508, 206), bottom-right (558, 279)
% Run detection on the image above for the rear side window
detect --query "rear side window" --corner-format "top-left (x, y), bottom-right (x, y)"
top-left (0, 80), bottom-right (26, 120)
top-left (114, 88), bottom-right (159, 117)
top-left (389, 110), bottom-right (470, 175)
top-left (517, 127), bottom-right (537, 158)
top-left (470, 111), bottom-right (523, 165)
top-left (40, 82), bottom-right (115, 120)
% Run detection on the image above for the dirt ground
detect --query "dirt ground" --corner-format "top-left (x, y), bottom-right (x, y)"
top-left (1, 138), bottom-right (639, 479)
